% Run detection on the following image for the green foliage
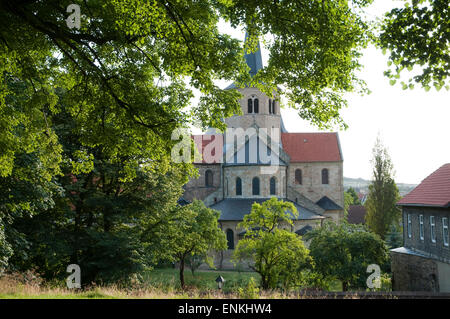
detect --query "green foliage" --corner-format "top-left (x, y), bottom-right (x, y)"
top-left (385, 223), bottom-right (403, 249)
top-left (238, 277), bottom-right (260, 299)
top-left (345, 187), bottom-right (361, 206)
top-left (365, 137), bottom-right (401, 240)
top-left (233, 198), bottom-right (313, 290)
top-left (186, 255), bottom-right (205, 276)
top-left (159, 200), bottom-right (227, 289)
top-left (379, 0), bottom-right (449, 90)
top-left (305, 221), bottom-right (389, 291)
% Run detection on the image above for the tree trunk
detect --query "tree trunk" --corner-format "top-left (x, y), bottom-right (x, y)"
top-left (179, 257), bottom-right (185, 289)
top-left (342, 281), bottom-right (348, 291)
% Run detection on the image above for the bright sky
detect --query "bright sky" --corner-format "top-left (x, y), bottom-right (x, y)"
top-left (194, 1), bottom-right (450, 184)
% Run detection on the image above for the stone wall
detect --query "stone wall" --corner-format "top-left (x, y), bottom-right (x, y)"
top-left (391, 250), bottom-right (440, 291)
top-left (287, 161), bottom-right (344, 208)
top-left (223, 165), bottom-right (287, 198)
top-left (225, 87), bottom-right (281, 133)
top-left (183, 164), bottom-right (222, 202)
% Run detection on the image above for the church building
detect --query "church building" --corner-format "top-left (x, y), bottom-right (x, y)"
top-left (182, 38), bottom-right (345, 269)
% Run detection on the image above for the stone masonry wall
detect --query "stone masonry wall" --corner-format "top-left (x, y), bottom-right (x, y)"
top-left (391, 251), bottom-right (439, 291)
top-left (224, 165), bottom-right (287, 198)
top-left (183, 164), bottom-right (222, 202)
top-left (287, 161), bottom-right (344, 208)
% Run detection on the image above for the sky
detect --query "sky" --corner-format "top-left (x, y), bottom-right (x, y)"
top-left (193, 1), bottom-right (449, 185)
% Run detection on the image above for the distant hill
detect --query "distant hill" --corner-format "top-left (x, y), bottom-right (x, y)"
top-left (344, 177), bottom-right (417, 196)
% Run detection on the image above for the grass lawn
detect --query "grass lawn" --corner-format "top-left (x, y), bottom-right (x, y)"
top-left (142, 267), bottom-right (261, 293)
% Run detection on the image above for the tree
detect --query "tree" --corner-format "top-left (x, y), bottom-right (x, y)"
top-left (162, 200), bottom-right (226, 289)
top-left (365, 137), bottom-right (401, 240)
top-left (379, 0), bottom-right (449, 91)
top-left (0, 1), bottom-right (374, 186)
top-left (305, 221), bottom-right (389, 291)
top-left (2, 102), bottom-right (193, 284)
top-left (233, 198), bottom-right (313, 290)
top-left (346, 187), bottom-right (361, 206)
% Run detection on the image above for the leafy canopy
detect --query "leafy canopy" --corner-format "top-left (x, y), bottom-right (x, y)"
top-left (305, 221), bottom-right (389, 291)
top-left (379, 0), bottom-right (449, 91)
top-left (0, 0), bottom-right (374, 184)
top-left (233, 198), bottom-right (313, 290)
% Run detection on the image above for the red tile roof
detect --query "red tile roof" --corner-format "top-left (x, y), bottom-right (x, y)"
top-left (281, 133), bottom-right (342, 162)
top-left (347, 205), bottom-right (367, 224)
top-left (397, 163), bottom-right (450, 208)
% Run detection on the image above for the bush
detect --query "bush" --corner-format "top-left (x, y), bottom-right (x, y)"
top-left (238, 277), bottom-right (259, 299)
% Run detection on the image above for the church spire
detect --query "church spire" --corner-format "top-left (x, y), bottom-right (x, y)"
top-left (244, 33), bottom-right (263, 77)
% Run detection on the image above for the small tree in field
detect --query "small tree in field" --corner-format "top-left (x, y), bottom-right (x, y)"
top-left (233, 198), bottom-right (313, 290)
top-left (305, 221), bottom-right (389, 291)
top-left (365, 137), bottom-right (401, 240)
top-left (166, 200), bottom-right (226, 289)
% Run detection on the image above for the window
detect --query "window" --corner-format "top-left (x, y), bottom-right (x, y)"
top-left (270, 177), bottom-right (276, 195)
top-left (226, 229), bottom-right (234, 250)
top-left (443, 217), bottom-right (449, 247)
top-left (407, 214), bottom-right (412, 238)
top-left (430, 216), bottom-right (436, 243)
top-left (205, 170), bottom-right (213, 187)
top-left (252, 177), bottom-right (260, 195)
top-left (254, 98), bottom-right (259, 113)
top-left (236, 177), bottom-right (242, 196)
top-left (269, 99), bottom-right (275, 114)
top-left (247, 99), bottom-right (253, 113)
top-left (321, 168), bottom-right (329, 184)
top-left (295, 169), bottom-right (302, 185)
top-left (419, 215), bottom-right (424, 240)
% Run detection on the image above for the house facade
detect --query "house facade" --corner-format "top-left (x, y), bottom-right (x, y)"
top-left (391, 163), bottom-right (450, 292)
top-left (182, 38), bottom-right (345, 269)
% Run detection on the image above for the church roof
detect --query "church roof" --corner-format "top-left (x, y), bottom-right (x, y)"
top-left (210, 198), bottom-right (325, 221)
top-left (192, 132), bottom-right (343, 164)
top-left (281, 132), bottom-right (343, 162)
top-left (397, 163), bottom-right (450, 208)
top-left (316, 196), bottom-right (343, 211)
top-left (244, 34), bottom-right (263, 77)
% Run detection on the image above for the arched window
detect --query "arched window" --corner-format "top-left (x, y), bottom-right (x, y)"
top-left (270, 177), bottom-right (276, 195)
top-left (321, 168), bottom-right (329, 185)
top-left (226, 229), bottom-right (234, 250)
top-left (254, 98), bottom-right (259, 113)
top-left (205, 169), bottom-right (213, 187)
top-left (247, 99), bottom-right (253, 114)
top-left (272, 100), bottom-right (276, 114)
top-left (295, 169), bottom-right (302, 185)
top-left (252, 177), bottom-right (260, 195)
top-left (236, 177), bottom-right (242, 196)
top-left (269, 100), bottom-right (272, 114)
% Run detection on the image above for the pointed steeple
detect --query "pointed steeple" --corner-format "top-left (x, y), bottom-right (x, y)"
top-left (244, 33), bottom-right (263, 77)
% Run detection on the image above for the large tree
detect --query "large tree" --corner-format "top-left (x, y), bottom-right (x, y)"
top-left (233, 198), bottom-right (313, 290)
top-left (0, 1), bottom-right (373, 180)
top-left (305, 221), bottom-right (389, 291)
top-left (364, 137), bottom-right (401, 240)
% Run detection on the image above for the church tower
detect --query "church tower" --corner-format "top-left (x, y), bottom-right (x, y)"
top-left (224, 36), bottom-right (282, 134)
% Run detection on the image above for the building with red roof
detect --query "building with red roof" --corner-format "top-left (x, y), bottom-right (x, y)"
top-left (391, 163), bottom-right (450, 292)
top-left (183, 37), bottom-right (344, 269)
